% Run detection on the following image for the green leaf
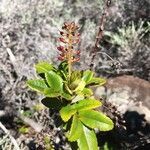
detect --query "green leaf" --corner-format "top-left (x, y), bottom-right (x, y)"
top-left (61, 92), bottom-right (72, 100)
top-left (70, 71), bottom-right (82, 83)
top-left (60, 99), bottom-right (101, 122)
top-left (45, 71), bottom-right (63, 92)
top-left (79, 110), bottom-right (114, 131)
top-left (75, 99), bottom-right (102, 111)
top-left (44, 88), bottom-right (60, 97)
top-left (64, 83), bottom-right (73, 95)
top-left (74, 80), bottom-right (86, 92)
top-left (69, 79), bottom-right (81, 90)
top-left (82, 70), bottom-right (94, 83)
top-left (87, 77), bottom-right (106, 86)
top-left (67, 114), bottom-right (83, 141)
top-left (35, 62), bottom-right (54, 74)
top-left (58, 70), bottom-right (67, 80)
top-left (81, 88), bottom-right (93, 97)
top-left (77, 125), bottom-right (98, 150)
top-left (41, 97), bottom-right (62, 109)
top-left (72, 95), bottom-right (84, 103)
top-left (57, 61), bottom-right (69, 80)
top-left (61, 83), bottom-right (73, 100)
top-left (60, 107), bottom-right (76, 122)
top-left (58, 61), bottom-right (68, 76)
top-left (58, 61), bottom-right (68, 71)
top-left (27, 79), bottom-right (47, 93)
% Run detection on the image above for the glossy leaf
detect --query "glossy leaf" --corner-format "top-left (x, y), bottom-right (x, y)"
top-left (60, 106), bottom-right (76, 122)
top-left (67, 114), bottom-right (83, 141)
top-left (58, 70), bottom-right (67, 80)
top-left (27, 79), bottom-right (47, 93)
top-left (64, 83), bottom-right (73, 95)
top-left (61, 92), bottom-right (72, 100)
top-left (60, 99), bottom-right (101, 122)
top-left (44, 88), bottom-right (60, 97)
top-left (41, 97), bottom-right (62, 109)
top-left (57, 62), bottom-right (68, 80)
top-left (79, 110), bottom-right (114, 131)
top-left (77, 125), bottom-right (98, 150)
top-left (45, 71), bottom-right (63, 92)
top-left (87, 77), bottom-right (106, 86)
top-left (74, 99), bottom-right (102, 111)
top-left (81, 88), bottom-right (93, 97)
top-left (62, 84), bottom-right (73, 100)
top-left (74, 80), bottom-right (86, 92)
top-left (58, 61), bottom-right (68, 76)
top-left (35, 62), bottom-right (54, 74)
top-left (58, 61), bottom-right (68, 71)
top-left (69, 79), bottom-right (81, 90)
top-left (82, 70), bottom-right (94, 83)
top-left (72, 95), bottom-right (84, 103)
top-left (70, 71), bottom-right (82, 83)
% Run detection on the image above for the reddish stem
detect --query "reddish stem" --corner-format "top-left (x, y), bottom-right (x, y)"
top-left (90, 0), bottom-right (111, 69)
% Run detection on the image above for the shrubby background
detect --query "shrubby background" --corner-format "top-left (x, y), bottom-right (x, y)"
top-left (0, 0), bottom-right (149, 149)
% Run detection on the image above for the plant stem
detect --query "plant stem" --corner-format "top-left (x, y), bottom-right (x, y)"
top-left (68, 31), bottom-right (73, 79)
top-left (90, 0), bottom-right (111, 69)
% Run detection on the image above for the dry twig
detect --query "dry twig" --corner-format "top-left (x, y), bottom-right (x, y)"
top-left (90, 0), bottom-right (111, 69)
top-left (0, 122), bottom-right (20, 150)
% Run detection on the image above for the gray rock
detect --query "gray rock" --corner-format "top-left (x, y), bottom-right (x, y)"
top-left (94, 75), bottom-right (150, 123)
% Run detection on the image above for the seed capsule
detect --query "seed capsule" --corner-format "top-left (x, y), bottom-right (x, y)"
top-left (57, 46), bottom-right (64, 51)
top-left (58, 56), bottom-right (64, 61)
top-left (60, 31), bottom-right (64, 35)
top-left (76, 50), bottom-right (80, 55)
top-left (59, 38), bottom-right (67, 43)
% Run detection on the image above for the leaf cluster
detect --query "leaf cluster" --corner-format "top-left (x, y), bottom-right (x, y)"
top-left (27, 61), bottom-right (114, 150)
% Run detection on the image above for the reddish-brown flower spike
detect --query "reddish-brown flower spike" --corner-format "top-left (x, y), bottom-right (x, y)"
top-left (64, 22), bottom-right (69, 27)
top-left (72, 57), bottom-right (80, 62)
top-left (70, 22), bottom-right (75, 30)
top-left (76, 50), bottom-right (80, 55)
top-left (74, 33), bottom-right (80, 37)
top-left (60, 31), bottom-right (64, 35)
top-left (72, 38), bottom-right (80, 44)
top-left (73, 50), bottom-right (80, 55)
top-left (62, 22), bottom-right (68, 29)
top-left (60, 53), bottom-right (66, 57)
top-left (59, 38), bottom-right (67, 43)
top-left (57, 22), bottom-right (80, 66)
top-left (58, 56), bottom-right (65, 61)
top-left (57, 46), bottom-right (64, 51)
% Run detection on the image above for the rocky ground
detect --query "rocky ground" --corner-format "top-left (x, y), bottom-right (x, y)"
top-left (95, 75), bottom-right (150, 150)
top-left (0, 0), bottom-right (150, 149)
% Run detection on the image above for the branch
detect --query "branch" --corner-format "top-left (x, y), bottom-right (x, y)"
top-left (0, 122), bottom-right (20, 150)
top-left (90, 0), bottom-right (111, 69)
